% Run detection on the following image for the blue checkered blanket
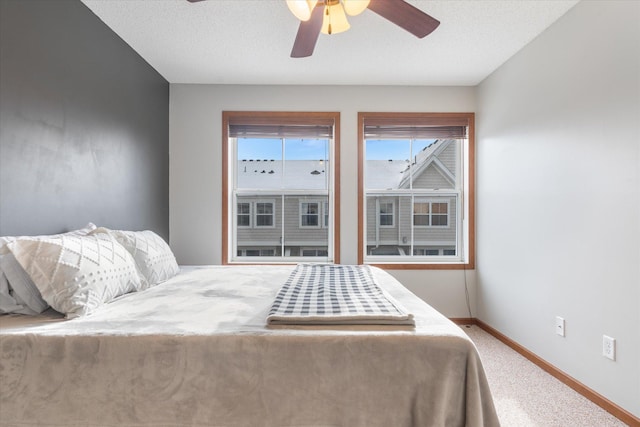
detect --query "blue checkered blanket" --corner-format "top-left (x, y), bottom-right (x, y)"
top-left (267, 264), bottom-right (414, 326)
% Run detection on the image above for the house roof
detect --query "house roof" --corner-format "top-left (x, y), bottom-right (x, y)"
top-left (237, 139), bottom-right (453, 191)
top-left (237, 159), bottom-right (329, 190)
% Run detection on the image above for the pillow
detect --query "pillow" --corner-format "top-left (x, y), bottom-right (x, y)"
top-left (0, 253), bottom-right (48, 314)
top-left (7, 233), bottom-right (143, 318)
top-left (0, 270), bottom-right (31, 315)
top-left (0, 223), bottom-right (96, 315)
top-left (93, 229), bottom-right (179, 287)
top-left (0, 222), bottom-right (97, 255)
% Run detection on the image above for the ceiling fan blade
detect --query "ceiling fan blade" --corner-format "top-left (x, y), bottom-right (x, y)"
top-left (186, 0), bottom-right (207, 2)
top-left (367, 0), bottom-right (440, 38)
top-left (290, 1), bottom-right (324, 58)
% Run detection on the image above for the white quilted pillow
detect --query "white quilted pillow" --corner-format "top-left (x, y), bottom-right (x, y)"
top-left (7, 233), bottom-right (143, 318)
top-left (101, 230), bottom-right (179, 287)
top-left (0, 223), bottom-right (97, 315)
top-left (0, 222), bottom-right (96, 255)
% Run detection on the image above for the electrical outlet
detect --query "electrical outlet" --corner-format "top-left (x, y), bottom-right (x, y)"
top-left (555, 316), bottom-right (565, 337)
top-left (603, 335), bottom-right (616, 361)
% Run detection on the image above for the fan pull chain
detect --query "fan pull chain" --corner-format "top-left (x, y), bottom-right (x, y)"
top-left (325, 5), bottom-right (332, 35)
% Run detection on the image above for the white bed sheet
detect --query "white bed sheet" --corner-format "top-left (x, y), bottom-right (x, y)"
top-left (0, 265), bottom-right (499, 427)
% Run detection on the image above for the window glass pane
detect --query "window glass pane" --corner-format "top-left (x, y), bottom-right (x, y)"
top-left (302, 215), bottom-right (318, 226)
top-left (380, 215), bottom-right (393, 226)
top-left (432, 203), bottom-right (447, 214)
top-left (256, 203), bottom-right (272, 214)
top-left (414, 202), bottom-right (429, 214)
top-left (380, 202), bottom-right (393, 214)
top-left (324, 202), bottom-right (329, 227)
top-left (431, 214), bottom-right (448, 226)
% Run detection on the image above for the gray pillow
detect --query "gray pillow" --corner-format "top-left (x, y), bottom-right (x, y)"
top-left (0, 253), bottom-right (48, 314)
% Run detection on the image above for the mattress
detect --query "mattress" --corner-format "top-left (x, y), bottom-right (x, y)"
top-left (0, 265), bottom-right (499, 427)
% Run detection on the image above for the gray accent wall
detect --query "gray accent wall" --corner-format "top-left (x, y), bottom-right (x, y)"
top-left (0, 0), bottom-right (169, 239)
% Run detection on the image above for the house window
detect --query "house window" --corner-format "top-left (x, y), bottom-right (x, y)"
top-left (413, 200), bottom-right (449, 227)
top-left (238, 248), bottom-right (276, 257)
top-left (237, 202), bottom-right (251, 227)
top-left (223, 111), bottom-right (340, 264)
top-left (302, 248), bottom-right (329, 257)
top-left (255, 201), bottom-right (274, 227)
top-left (358, 112), bottom-right (475, 268)
top-left (379, 201), bottom-right (394, 227)
top-left (324, 201), bottom-right (329, 228)
top-left (413, 202), bottom-right (429, 226)
top-left (413, 248), bottom-right (440, 256)
top-left (300, 202), bottom-right (320, 227)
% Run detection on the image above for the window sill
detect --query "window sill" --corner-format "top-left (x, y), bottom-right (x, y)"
top-left (365, 261), bottom-right (474, 270)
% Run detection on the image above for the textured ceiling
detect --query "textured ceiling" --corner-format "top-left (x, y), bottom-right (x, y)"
top-left (81, 0), bottom-right (579, 86)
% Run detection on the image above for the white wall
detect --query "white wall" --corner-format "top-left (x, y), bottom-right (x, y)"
top-left (476, 0), bottom-right (639, 417)
top-left (170, 85), bottom-right (476, 317)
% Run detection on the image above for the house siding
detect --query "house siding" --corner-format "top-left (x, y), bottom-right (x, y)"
top-left (236, 195), bottom-right (328, 248)
top-left (412, 167), bottom-right (453, 189)
top-left (366, 195), bottom-right (457, 248)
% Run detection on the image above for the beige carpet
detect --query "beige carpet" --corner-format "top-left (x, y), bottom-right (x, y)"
top-left (464, 325), bottom-right (628, 427)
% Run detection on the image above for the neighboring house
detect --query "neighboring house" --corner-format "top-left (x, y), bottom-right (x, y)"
top-left (235, 158), bottom-right (330, 257)
top-left (235, 139), bottom-right (458, 257)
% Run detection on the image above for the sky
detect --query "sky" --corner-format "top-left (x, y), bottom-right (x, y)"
top-left (238, 138), bottom-right (327, 160)
top-left (237, 138), bottom-right (436, 160)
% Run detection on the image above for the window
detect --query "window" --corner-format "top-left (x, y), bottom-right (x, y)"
top-left (358, 112), bottom-right (474, 268)
top-left (323, 201), bottom-right (329, 228)
top-left (237, 202), bottom-right (251, 227)
top-left (413, 200), bottom-right (449, 227)
top-left (238, 248), bottom-right (276, 257)
top-left (223, 112), bottom-right (340, 264)
top-left (432, 202), bottom-right (448, 226)
top-left (413, 248), bottom-right (440, 256)
top-left (300, 201), bottom-right (320, 227)
top-left (379, 200), bottom-right (394, 227)
top-left (413, 202), bottom-right (429, 226)
top-left (255, 201), bottom-right (275, 227)
top-left (301, 248), bottom-right (329, 257)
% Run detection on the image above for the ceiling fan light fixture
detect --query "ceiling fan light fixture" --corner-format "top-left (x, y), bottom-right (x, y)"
top-left (321, 2), bottom-right (350, 35)
top-left (342, 0), bottom-right (370, 16)
top-left (286, 0), bottom-right (314, 21)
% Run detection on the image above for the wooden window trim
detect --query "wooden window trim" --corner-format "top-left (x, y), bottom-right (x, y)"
top-left (223, 111), bottom-right (340, 264)
top-left (357, 112), bottom-right (475, 270)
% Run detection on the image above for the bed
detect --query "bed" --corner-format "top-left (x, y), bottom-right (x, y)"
top-left (0, 263), bottom-right (499, 427)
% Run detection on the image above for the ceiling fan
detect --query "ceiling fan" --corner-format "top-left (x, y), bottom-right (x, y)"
top-left (186, 0), bottom-right (440, 58)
